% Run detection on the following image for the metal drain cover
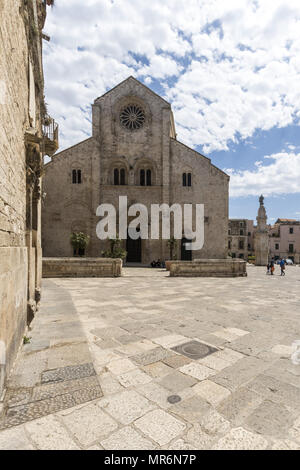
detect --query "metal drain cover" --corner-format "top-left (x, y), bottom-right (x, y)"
top-left (167, 395), bottom-right (181, 404)
top-left (171, 340), bottom-right (218, 360)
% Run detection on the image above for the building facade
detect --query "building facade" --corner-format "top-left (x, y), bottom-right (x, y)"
top-left (228, 219), bottom-right (255, 259)
top-left (269, 219), bottom-right (300, 264)
top-left (42, 77), bottom-right (229, 264)
top-left (0, 0), bottom-right (57, 395)
top-left (229, 215), bottom-right (300, 264)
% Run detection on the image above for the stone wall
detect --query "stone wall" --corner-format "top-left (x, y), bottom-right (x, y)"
top-left (43, 258), bottom-right (122, 278)
top-left (0, 1), bottom-right (30, 397)
top-left (0, 2), bottom-right (28, 250)
top-left (0, 248), bottom-right (28, 394)
top-left (42, 138), bottom-right (96, 257)
top-left (0, 0), bottom-right (50, 396)
top-left (170, 140), bottom-right (229, 260)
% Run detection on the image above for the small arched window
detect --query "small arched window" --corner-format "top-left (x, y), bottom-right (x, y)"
top-left (72, 169), bottom-right (77, 184)
top-left (114, 168), bottom-right (126, 185)
top-left (72, 169), bottom-right (82, 184)
top-left (182, 173), bottom-right (192, 187)
top-left (146, 169), bottom-right (152, 186)
top-left (114, 168), bottom-right (119, 185)
top-left (120, 168), bottom-right (126, 186)
top-left (140, 169), bottom-right (152, 186)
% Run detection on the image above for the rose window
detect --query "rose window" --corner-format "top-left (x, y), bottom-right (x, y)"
top-left (120, 104), bottom-right (145, 130)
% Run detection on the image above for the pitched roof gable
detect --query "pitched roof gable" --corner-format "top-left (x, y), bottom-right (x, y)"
top-left (94, 76), bottom-right (171, 107)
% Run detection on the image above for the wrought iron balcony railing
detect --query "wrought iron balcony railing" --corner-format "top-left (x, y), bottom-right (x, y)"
top-left (42, 116), bottom-right (59, 156)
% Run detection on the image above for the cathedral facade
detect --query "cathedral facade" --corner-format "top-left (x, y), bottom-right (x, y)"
top-left (42, 77), bottom-right (229, 264)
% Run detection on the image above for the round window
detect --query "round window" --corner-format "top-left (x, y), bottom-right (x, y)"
top-left (120, 104), bottom-right (145, 130)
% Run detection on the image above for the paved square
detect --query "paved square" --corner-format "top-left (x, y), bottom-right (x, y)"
top-left (0, 266), bottom-right (300, 449)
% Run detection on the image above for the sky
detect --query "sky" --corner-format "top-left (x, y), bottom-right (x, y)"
top-left (43, 0), bottom-right (300, 223)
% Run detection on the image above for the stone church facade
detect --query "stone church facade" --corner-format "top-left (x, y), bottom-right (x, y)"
top-left (0, 1), bottom-right (57, 395)
top-left (42, 77), bottom-right (229, 264)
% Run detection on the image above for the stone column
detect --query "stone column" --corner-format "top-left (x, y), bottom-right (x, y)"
top-left (255, 195), bottom-right (269, 266)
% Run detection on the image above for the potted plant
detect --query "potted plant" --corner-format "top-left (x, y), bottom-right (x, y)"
top-left (165, 237), bottom-right (178, 271)
top-left (101, 236), bottom-right (127, 261)
top-left (70, 232), bottom-right (90, 257)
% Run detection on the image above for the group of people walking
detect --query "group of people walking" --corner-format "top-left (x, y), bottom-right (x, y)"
top-left (267, 259), bottom-right (286, 276)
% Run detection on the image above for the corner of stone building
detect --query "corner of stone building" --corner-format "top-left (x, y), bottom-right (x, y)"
top-left (0, 340), bottom-right (6, 403)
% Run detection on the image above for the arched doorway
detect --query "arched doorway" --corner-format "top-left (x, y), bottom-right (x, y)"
top-left (181, 238), bottom-right (192, 261)
top-left (126, 229), bottom-right (142, 262)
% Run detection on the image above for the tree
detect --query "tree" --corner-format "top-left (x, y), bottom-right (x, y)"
top-left (102, 236), bottom-right (127, 260)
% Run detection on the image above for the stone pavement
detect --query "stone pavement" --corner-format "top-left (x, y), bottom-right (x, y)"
top-left (0, 265), bottom-right (300, 450)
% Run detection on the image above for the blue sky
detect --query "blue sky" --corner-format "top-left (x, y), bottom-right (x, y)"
top-left (43, 0), bottom-right (300, 223)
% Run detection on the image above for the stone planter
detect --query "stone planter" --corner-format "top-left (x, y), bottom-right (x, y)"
top-left (43, 257), bottom-right (122, 278)
top-left (169, 259), bottom-right (247, 277)
top-left (165, 260), bottom-right (177, 271)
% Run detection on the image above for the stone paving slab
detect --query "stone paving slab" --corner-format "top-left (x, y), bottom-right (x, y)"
top-left (61, 402), bottom-right (118, 447)
top-left (158, 370), bottom-right (198, 392)
top-left (244, 400), bottom-right (297, 437)
top-left (131, 347), bottom-right (172, 366)
top-left (101, 426), bottom-right (157, 450)
top-left (212, 427), bottom-right (268, 450)
top-left (134, 409), bottom-right (186, 446)
top-left (24, 415), bottom-right (80, 450)
top-left (0, 266), bottom-right (300, 449)
top-left (217, 387), bottom-right (264, 426)
top-left (98, 390), bottom-right (155, 425)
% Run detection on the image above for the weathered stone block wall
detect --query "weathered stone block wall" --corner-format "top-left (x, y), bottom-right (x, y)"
top-left (42, 138), bottom-right (97, 257)
top-left (94, 79), bottom-right (170, 187)
top-left (43, 257), bottom-right (122, 278)
top-left (169, 259), bottom-right (247, 277)
top-left (0, 1), bottom-right (31, 396)
top-left (0, 248), bottom-right (28, 395)
top-left (0, 1), bottom-right (29, 248)
top-left (0, 0), bottom-right (47, 396)
top-left (170, 140), bottom-right (229, 260)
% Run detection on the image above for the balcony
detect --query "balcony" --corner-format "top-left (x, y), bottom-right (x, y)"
top-left (42, 116), bottom-right (59, 156)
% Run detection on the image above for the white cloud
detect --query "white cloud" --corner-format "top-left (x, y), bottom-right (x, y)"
top-left (44, 0), bottom-right (300, 153)
top-left (227, 152), bottom-right (300, 197)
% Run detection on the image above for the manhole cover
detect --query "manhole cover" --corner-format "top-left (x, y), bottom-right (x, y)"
top-left (172, 340), bottom-right (218, 360)
top-left (167, 395), bottom-right (181, 404)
